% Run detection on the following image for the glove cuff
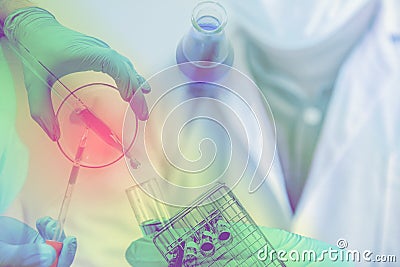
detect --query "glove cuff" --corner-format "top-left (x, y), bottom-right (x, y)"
top-left (3, 7), bottom-right (56, 45)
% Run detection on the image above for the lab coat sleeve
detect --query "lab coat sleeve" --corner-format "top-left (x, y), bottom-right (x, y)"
top-left (0, 40), bottom-right (29, 214)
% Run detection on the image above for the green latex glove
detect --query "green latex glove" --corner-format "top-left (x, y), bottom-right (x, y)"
top-left (0, 216), bottom-right (77, 267)
top-left (3, 7), bottom-right (150, 141)
top-left (125, 227), bottom-right (355, 267)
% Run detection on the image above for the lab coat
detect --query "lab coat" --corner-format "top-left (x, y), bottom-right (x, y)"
top-left (293, 0), bottom-right (400, 259)
top-left (220, 0), bottom-right (400, 265)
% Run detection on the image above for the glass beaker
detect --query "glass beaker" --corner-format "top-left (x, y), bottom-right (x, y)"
top-left (176, 1), bottom-right (234, 81)
top-left (126, 179), bottom-right (170, 236)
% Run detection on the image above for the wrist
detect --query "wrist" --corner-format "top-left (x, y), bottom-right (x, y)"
top-left (0, 0), bottom-right (35, 24)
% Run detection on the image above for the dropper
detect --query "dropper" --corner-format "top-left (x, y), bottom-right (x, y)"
top-left (53, 127), bottom-right (88, 241)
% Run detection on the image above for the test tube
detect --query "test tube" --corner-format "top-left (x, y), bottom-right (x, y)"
top-left (126, 179), bottom-right (170, 236)
top-left (199, 228), bottom-right (216, 257)
top-left (183, 241), bottom-right (199, 267)
top-left (215, 218), bottom-right (232, 245)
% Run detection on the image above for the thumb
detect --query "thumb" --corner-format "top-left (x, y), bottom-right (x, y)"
top-left (125, 238), bottom-right (165, 267)
top-left (0, 242), bottom-right (56, 267)
top-left (24, 69), bottom-right (60, 141)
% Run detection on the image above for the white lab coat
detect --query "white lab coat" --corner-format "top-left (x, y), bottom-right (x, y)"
top-left (293, 0), bottom-right (400, 258)
top-left (220, 0), bottom-right (400, 265)
top-left (0, 39), bottom-right (29, 214)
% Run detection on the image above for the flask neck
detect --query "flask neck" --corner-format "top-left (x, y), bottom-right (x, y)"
top-left (176, 1), bottom-right (233, 81)
top-left (182, 1), bottom-right (231, 63)
top-left (192, 13), bottom-right (226, 35)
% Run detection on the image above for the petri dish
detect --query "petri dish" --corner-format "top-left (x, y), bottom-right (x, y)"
top-left (56, 83), bottom-right (138, 168)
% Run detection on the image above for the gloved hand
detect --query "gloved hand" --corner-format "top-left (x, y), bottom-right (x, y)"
top-left (3, 6), bottom-right (150, 141)
top-left (125, 226), bottom-right (355, 267)
top-left (0, 216), bottom-right (77, 267)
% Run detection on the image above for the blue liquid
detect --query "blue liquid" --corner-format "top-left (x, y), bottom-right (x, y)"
top-left (199, 24), bottom-right (218, 31)
top-left (197, 15), bottom-right (220, 31)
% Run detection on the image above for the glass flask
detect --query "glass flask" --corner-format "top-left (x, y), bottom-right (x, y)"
top-left (176, 1), bottom-right (234, 81)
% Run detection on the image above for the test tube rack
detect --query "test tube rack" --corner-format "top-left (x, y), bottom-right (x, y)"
top-left (153, 184), bottom-right (286, 266)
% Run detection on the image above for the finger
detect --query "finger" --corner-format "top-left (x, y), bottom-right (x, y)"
top-left (70, 47), bottom-right (136, 101)
top-left (130, 89), bottom-right (149, 121)
top-left (123, 59), bottom-right (151, 94)
top-left (136, 74), bottom-right (151, 94)
top-left (97, 50), bottom-right (151, 100)
top-left (24, 70), bottom-right (60, 141)
top-left (36, 217), bottom-right (66, 241)
top-left (36, 217), bottom-right (52, 240)
top-left (73, 45), bottom-right (148, 103)
top-left (0, 242), bottom-right (55, 267)
top-left (96, 49), bottom-right (140, 101)
top-left (116, 60), bottom-right (139, 101)
top-left (57, 237), bottom-right (77, 267)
